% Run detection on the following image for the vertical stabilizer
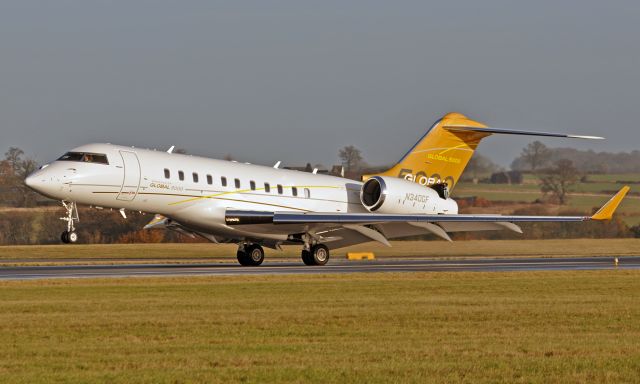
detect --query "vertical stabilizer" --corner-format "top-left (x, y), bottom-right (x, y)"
top-left (364, 112), bottom-right (489, 191)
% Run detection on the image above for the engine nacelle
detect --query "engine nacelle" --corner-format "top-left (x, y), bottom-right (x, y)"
top-left (360, 176), bottom-right (458, 215)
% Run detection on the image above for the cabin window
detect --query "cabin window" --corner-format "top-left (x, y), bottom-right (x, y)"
top-left (250, 181), bottom-right (256, 191)
top-left (221, 176), bottom-right (227, 187)
top-left (264, 183), bottom-right (271, 193)
top-left (164, 169), bottom-right (170, 179)
top-left (206, 174), bottom-right (213, 185)
top-left (304, 188), bottom-right (310, 199)
top-left (234, 178), bottom-right (241, 188)
top-left (291, 187), bottom-right (298, 197)
top-left (277, 184), bottom-right (283, 194)
top-left (193, 173), bottom-right (199, 183)
top-left (178, 171), bottom-right (184, 181)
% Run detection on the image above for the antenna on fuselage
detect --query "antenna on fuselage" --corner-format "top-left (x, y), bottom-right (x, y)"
top-left (167, 146), bottom-right (175, 154)
top-left (273, 161), bottom-right (281, 169)
top-left (312, 168), bottom-right (318, 174)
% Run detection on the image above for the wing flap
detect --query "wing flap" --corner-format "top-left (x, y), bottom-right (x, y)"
top-left (269, 212), bottom-right (590, 224)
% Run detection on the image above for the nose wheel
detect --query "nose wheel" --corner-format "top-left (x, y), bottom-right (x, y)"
top-left (60, 201), bottom-right (79, 244)
top-left (61, 231), bottom-right (78, 244)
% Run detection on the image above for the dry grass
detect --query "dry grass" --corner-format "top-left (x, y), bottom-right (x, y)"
top-left (0, 271), bottom-right (639, 383)
top-left (0, 239), bottom-right (638, 266)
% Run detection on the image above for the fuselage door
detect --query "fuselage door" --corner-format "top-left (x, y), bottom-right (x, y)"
top-left (117, 150), bottom-right (141, 201)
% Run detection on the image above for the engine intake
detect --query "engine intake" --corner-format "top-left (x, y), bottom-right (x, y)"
top-left (360, 176), bottom-right (387, 211)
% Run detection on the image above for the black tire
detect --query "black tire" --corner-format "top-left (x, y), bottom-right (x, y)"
top-left (310, 244), bottom-right (330, 266)
top-left (237, 250), bottom-right (252, 266)
top-left (301, 249), bottom-right (314, 266)
top-left (245, 244), bottom-right (264, 266)
top-left (61, 231), bottom-right (70, 244)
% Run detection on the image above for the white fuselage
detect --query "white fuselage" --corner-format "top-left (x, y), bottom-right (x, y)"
top-left (26, 143), bottom-right (456, 243)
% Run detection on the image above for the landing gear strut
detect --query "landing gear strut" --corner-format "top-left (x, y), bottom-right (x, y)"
top-left (60, 201), bottom-right (79, 244)
top-left (237, 243), bottom-right (264, 266)
top-left (301, 244), bottom-right (330, 266)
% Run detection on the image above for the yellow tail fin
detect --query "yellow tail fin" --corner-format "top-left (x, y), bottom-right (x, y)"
top-left (364, 112), bottom-right (490, 190)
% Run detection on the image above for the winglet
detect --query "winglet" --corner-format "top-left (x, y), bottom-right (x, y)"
top-left (591, 186), bottom-right (630, 220)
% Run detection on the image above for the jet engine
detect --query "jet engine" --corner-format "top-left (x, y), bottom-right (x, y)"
top-left (360, 176), bottom-right (458, 215)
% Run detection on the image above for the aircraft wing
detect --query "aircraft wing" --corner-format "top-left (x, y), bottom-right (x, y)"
top-left (224, 187), bottom-right (629, 245)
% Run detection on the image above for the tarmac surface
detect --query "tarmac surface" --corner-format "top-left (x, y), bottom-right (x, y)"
top-left (1, 256), bottom-right (639, 280)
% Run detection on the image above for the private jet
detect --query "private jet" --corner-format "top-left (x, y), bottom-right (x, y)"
top-left (25, 113), bottom-right (629, 266)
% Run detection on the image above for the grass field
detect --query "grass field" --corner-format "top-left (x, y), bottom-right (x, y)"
top-left (454, 173), bottom-right (640, 226)
top-left (1, 239), bottom-right (639, 266)
top-left (0, 271), bottom-right (639, 383)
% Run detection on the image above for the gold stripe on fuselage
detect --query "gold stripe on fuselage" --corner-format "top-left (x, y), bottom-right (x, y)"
top-left (167, 185), bottom-right (343, 206)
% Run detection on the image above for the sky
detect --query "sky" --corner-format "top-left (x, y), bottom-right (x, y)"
top-left (1, 1), bottom-right (639, 169)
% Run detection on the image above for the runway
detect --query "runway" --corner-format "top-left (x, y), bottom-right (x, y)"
top-left (1, 256), bottom-right (639, 280)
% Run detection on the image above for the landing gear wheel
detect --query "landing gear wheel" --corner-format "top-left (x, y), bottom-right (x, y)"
top-left (60, 201), bottom-right (79, 244)
top-left (237, 250), bottom-right (251, 266)
top-left (67, 231), bottom-right (78, 243)
top-left (237, 244), bottom-right (264, 266)
top-left (310, 244), bottom-right (330, 266)
top-left (301, 249), bottom-right (313, 266)
top-left (246, 244), bottom-right (264, 266)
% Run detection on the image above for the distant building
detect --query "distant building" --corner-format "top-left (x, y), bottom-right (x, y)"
top-left (284, 163), bottom-right (344, 177)
top-left (490, 170), bottom-right (523, 184)
top-left (283, 163), bottom-right (313, 173)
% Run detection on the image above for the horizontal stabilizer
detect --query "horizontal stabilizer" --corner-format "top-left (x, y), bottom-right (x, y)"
top-left (443, 126), bottom-right (604, 140)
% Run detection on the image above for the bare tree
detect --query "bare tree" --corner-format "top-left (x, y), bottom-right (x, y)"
top-left (338, 145), bottom-right (364, 174)
top-left (538, 159), bottom-right (579, 205)
top-left (464, 152), bottom-right (498, 182)
top-left (4, 147), bottom-right (25, 174)
top-left (1, 147), bottom-right (40, 207)
top-left (520, 141), bottom-right (550, 171)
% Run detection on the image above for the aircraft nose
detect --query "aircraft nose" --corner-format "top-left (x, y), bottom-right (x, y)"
top-left (24, 173), bottom-right (43, 191)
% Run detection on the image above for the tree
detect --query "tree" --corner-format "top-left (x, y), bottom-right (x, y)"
top-left (515, 141), bottom-right (550, 171)
top-left (538, 159), bottom-right (579, 205)
top-left (4, 147), bottom-right (25, 174)
top-left (463, 152), bottom-right (498, 182)
top-left (1, 147), bottom-right (40, 207)
top-left (338, 145), bottom-right (364, 174)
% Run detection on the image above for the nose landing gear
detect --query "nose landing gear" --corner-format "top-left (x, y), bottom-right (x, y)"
top-left (60, 201), bottom-right (79, 244)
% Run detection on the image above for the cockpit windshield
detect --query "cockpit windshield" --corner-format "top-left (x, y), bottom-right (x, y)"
top-left (57, 152), bottom-right (109, 165)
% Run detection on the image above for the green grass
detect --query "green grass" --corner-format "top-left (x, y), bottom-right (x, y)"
top-left (1, 239), bottom-right (639, 266)
top-left (585, 173), bottom-right (640, 183)
top-left (0, 271), bottom-right (639, 383)
top-left (455, 173), bottom-right (640, 226)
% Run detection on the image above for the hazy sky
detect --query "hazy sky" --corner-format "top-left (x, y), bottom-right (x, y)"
top-left (1, 1), bottom-right (639, 168)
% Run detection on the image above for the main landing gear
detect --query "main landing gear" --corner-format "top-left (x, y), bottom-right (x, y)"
top-left (60, 201), bottom-right (79, 244)
top-left (237, 243), bottom-right (265, 266)
top-left (301, 244), bottom-right (330, 266)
